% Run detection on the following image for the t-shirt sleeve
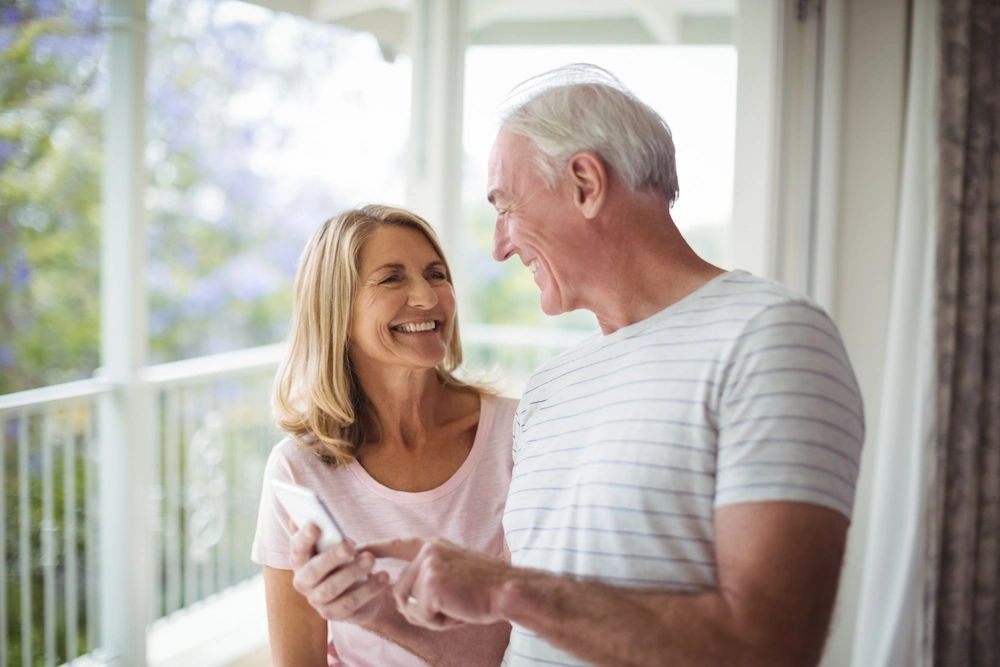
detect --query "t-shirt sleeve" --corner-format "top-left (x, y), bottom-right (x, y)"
top-left (250, 442), bottom-right (297, 569)
top-left (715, 300), bottom-right (865, 518)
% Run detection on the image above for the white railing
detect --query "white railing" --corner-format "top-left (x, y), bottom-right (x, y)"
top-left (0, 379), bottom-right (107, 667)
top-left (0, 325), bottom-right (591, 666)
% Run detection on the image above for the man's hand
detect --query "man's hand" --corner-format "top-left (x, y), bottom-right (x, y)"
top-left (289, 522), bottom-right (392, 625)
top-left (369, 538), bottom-right (512, 630)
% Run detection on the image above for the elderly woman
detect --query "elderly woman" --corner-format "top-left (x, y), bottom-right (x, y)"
top-left (252, 205), bottom-right (515, 666)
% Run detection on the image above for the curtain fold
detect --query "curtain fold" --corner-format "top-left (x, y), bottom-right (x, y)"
top-left (930, 0), bottom-right (1000, 664)
top-left (849, 1), bottom-right (938, 665)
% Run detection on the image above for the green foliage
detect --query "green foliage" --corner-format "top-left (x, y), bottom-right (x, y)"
top-left (0, 8), bottom-right (103, 394)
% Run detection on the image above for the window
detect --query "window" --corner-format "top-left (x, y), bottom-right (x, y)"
top-left (146, 0), bottom-right (411, 363)
top-left (458, 44), bottom-right (738, 392)
top-left (0, 0), bottom-right (106, 394)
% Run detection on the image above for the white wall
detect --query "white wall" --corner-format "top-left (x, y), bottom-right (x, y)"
top-left (821, 0), bottom-right (909, 665)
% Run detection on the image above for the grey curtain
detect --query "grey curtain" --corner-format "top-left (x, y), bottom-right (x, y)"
top-left (930, 0), bottom-right (1000, 665)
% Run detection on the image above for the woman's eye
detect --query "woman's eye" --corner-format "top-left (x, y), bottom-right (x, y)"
top-left (428, 271), bottom-right (447, 281)
top-left (379, 275), bottom-right (401, 284)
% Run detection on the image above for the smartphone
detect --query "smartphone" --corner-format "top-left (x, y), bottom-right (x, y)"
top-left (270, 479), bottom-right (347, 553)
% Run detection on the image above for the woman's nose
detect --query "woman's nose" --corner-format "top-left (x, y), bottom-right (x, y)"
top-left (408, 277), bottom-right (438, 308)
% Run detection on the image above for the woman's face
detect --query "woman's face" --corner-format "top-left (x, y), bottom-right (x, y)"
top-left (348, 225), bottom-right (456, 373)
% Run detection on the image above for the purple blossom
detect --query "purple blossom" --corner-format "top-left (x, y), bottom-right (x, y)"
top-left (0, 344), bottom-right (15, 367)
top-left (72, 0), bottom-right (102, 25)
top-left (13, 256), bottom-right (31, 287)
top-left (0, 141), bottom-right (14, 162)
top-left (149, 309), bottom-right (172, 336)
top-left (34, 33), bottom-right (95, 61)
top-left (186, 274), bottom-right (227, 313)
top-left (0, 8), bottom-right (23, 26)
top-left (34, 0), bottom-right (60, 18)
top-left (5, 417), bottom-right (20, 439)
top-left (147, 261), bottom-right (173, 293)
top-left (222, 255), bottom-right (280, 302)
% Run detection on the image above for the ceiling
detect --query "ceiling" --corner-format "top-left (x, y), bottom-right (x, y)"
top-left (242, 0), bottom-right (737, 59)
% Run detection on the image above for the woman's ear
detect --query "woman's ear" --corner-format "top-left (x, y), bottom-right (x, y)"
top-left (567, 151), bottom-right (607, 220)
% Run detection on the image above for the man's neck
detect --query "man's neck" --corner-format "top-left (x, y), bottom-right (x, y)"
top-left (586, 207), bottom-right (726, 334)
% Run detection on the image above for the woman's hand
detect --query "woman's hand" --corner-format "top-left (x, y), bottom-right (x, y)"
top-left (289, 522), bottom-right (392, 625)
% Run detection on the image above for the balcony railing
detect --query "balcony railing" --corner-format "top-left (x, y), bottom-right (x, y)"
top-left (0, 324), bottom-right (589, 667)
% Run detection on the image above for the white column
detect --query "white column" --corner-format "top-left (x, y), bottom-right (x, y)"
top-left (731, 0), bottom-right (784, 279)
top-left (98, 0), bottom-right (150, 664)
top-left (406, 0), bottom-right (468, 258)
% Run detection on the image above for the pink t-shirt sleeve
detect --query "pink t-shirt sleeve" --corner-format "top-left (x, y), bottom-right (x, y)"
top-left (250, 440), bottom-right (298, 570)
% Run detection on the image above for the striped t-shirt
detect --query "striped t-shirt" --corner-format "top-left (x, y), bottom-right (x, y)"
top-left (501, 270), bottom-right (865, 667)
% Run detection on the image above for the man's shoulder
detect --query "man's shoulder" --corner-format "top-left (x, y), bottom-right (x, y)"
top-left (699, 270), bottom-right (816, 310)
top-left (519, 331), bottom-right (602, 394)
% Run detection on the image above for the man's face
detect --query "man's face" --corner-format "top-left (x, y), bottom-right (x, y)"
top-left (487, 130), bottom-right (582, 316)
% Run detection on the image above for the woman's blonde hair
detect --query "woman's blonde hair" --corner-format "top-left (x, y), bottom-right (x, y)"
top-left (272, 204), bottom-right (481, 467)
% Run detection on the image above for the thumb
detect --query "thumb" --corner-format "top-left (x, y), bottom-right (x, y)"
top-left (365, 538), bottom-right (424, 562)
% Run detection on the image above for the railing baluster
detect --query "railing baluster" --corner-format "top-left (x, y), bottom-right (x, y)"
top-left (149, 390), bottom-right (163, 621)
top-left (221, 384), bottom-right (238, 590)
top-left (85, 404), bottom-right (99, 654)
top-left (1, 414), bottom-right (8, 667)
top-left (183, 388), bottom-right (197, 608)
top-left (165, 388), bottom-right (181, 615)
top-left (200, 387), bottom-right (213, 599)
top-left (64, 407), bottom-right (79, 663)
top-left (42, 412), bottom-right (57, 667)
top-left (18, 411), bottom-right (31, 667)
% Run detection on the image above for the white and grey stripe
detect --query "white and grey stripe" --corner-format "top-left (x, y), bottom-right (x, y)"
top-left (502, 270), bottom-right (864, 666)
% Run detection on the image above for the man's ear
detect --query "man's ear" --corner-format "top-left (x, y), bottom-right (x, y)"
top-left (566, 151), bottom-right (606, 220)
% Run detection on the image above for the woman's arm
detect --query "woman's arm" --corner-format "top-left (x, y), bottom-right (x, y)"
top-left (263, 566), bottom-right (329, 667)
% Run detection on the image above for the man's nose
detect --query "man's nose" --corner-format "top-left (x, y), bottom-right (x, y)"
top-left (492, 217), bottom-right (512, 262)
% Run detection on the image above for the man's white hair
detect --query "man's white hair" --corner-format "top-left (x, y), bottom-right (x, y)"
top-left (500, 63), bottom-right (679, 206)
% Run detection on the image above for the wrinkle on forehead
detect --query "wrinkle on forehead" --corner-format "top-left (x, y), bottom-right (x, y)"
top-left (487, 130), bottom-right (532, 205)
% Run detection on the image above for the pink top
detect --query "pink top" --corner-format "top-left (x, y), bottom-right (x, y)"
top-left (252, 394), bottom-right (517, 667)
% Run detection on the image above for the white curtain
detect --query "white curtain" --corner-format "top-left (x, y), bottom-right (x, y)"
top-left (849, 0), bottom-right (938, 665)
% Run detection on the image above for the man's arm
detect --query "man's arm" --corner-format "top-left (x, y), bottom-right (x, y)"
top-left (382, 501), bottom-right (848, 667)
top-left (289, 524), bottom-right (510, 667)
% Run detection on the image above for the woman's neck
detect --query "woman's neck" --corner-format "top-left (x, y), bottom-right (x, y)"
top-left (351, 363), bottom-right (450, 448)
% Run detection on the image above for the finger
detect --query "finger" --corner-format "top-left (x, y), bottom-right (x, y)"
top-left (289, 523), bottom-right (321, 568)
top-left (399, 563), bottom-right (451, 628)
top-left (391, 557), bottom-right (423, 611)
top-left (317, 570), bottom-right (390, 621)
top-left (366, 538), bottom-right (425, 562)
top-left (292, 540), bottom-right (356, 593)
top-left (311, 550), bottom-right (379, 606)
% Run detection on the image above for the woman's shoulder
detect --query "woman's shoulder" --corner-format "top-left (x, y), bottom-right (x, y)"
top-left (479, 393), bottom-right (518, 435)
top-left (266, 433), bottom-right (340, 475)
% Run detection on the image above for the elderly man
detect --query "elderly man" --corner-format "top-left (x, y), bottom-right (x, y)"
top-left (291, 65), bottom-right (864, 667)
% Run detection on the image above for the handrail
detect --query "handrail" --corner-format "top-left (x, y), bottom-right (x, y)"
top-left (0, 378), bottom-right (112, 413)
top-left (462, 323), bottom-right (593, 348)
top-left (0, 325), bottom-right (593, 408)
top-left (142, 343), bottom-right (286, 387)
